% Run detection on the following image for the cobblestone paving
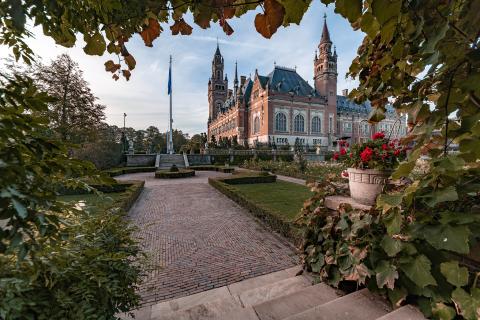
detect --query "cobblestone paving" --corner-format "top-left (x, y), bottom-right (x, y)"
top-left (116, 172), bottom-right (298, 306)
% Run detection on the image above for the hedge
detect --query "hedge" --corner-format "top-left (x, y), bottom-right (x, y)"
top-left (217, 173), bottom-right (276, 185)
top-left (155, 169), bottom-right (195, 179)
top-left (117, 180), bottom-right (145, 212)
top-left (105, 166), bottom-right (156, 177)
top-left (189, 165), bottom-right (235, 173)
top-left (208, 177), bottom-right (301, 244)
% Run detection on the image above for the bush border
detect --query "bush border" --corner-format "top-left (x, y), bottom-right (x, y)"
top-left (105, 166), bottom-right (156, 177)
top-left (155, 169), bottom-right (195, 179)
top-left (118, 180), bottom-right (145, 212)
top-left (208, 177), bottom-right (301, 244)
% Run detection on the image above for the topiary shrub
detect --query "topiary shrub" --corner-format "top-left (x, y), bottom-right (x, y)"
top-left (169, 164), bottom-right (179, 172)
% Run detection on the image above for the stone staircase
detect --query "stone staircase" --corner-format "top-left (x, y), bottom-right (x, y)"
top-left (120, 266), bottom-right (426, 320)
top-left (157, 154), bottom-right (186, 169)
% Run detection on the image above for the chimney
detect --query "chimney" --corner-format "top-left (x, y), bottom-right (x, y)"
top-left (240, 76), bottom-right (246, 87)
top-left (342, 89), bottom-right (349, 96)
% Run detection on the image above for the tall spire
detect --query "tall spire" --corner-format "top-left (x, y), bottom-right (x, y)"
top-left (215, 37), bottom-right (221, 55)
top-left (234, 61), bottom-right (238, 85)
top-left (320, 13), bottom-right (331, 44)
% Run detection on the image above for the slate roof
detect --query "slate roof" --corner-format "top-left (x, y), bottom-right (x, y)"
top-left (265, 66), bottom-right (318, 97)
top-left (336, 95), bottom-right (396, 115)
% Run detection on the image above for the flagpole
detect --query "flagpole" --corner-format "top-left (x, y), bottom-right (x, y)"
top-left (168, 55), bottom-right (173, 154)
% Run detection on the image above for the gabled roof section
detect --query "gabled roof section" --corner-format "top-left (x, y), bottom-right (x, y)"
top-left (258, 75), bottom-right (269, 89)
top-left (266, 66), bottom-right (317, 97)
top-left (242, 78), bottom-right (253, 103)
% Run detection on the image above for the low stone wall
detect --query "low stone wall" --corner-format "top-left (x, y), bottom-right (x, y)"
top-left (126, 154), bottom-right (156, 167)
top-left (304, 154), bottom-right (325, 162)
top-left (187, 154), bottom-right (212, 166)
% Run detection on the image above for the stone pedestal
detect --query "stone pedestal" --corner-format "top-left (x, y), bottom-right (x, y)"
top-left (325, 195), bottom-right (373, 211)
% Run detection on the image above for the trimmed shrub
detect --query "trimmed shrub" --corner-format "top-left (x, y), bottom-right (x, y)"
top-left (169, 164), bottom-right (179, 172)
top-left (155, 169), bottom-right (195, 179)
top-left (217, 173), bottom-right (276, 185)
top-left (105, 166), bottom-right (156, 177)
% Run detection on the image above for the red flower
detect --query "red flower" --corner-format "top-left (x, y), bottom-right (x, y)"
top-left (333, 152), bottom-right (339, 161)
top-left (372, 132), bottom-right (385, 140)
top-left (339, 140), bottom-right (346, 146)
top-left (340, 147), bottom-right (347, 155)
top-left (341, 171), bottom-right (349, 178)
top-left (349, 152), bottom-right (353, 158)
top-left (360, 147), bottom-right (373, 162)
top-left (382, 143), bottom-right (388, 150)
top-left (394, 149), bottom-right (401, 156)
top-left (346, 142), bottom-right (350, 147)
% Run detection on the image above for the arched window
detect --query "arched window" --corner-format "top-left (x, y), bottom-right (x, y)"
top-left (311, 116), bottom-right (321, 133)
top-left (253, 116), bottom-right (260, 134)
top-left (294, 114), bottom-right (305, 132)
top-left (275, 113), bottom-right (287, 132)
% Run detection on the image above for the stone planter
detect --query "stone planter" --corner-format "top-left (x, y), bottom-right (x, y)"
top-left (347, 168), bottom-right (390, 206)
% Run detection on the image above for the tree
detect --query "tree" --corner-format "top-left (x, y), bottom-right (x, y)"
top-left (33, 54), bottom-right (106, 143)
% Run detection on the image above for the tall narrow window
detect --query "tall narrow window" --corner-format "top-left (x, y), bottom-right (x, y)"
top-left (311, 116), bottom-right (321, 133)
top-left (294, 114), bottom-right (305, 132)
top-left (253, 116), bottom-right (260, 134)
top-left (275, 113), bottom-right (287, 132)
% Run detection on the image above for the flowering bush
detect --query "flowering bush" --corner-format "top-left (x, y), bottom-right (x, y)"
top-left (333, 132), bottom-right (407, 171)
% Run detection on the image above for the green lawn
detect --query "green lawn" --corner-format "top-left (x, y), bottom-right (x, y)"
top-left (59, 193), bottom-right (125, 213)
top-left (230, 181), bottom-right (313, 221)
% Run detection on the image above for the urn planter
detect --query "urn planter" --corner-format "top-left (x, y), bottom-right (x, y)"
top-left (347, 168), bottom-right (391, 206)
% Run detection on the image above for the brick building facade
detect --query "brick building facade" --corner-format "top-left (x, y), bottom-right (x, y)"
top-left (207, 17), bottom-right (406, 149)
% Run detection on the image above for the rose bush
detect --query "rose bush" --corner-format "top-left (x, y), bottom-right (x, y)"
top-left (333, 133), bottom-right (407, 171)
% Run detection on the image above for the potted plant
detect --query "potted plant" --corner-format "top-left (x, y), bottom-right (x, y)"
top-left (333, 132), bottom-right (407, 205)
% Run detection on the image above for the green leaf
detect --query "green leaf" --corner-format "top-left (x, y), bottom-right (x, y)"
top-left (12, 198), bottom-right (27, 218)
top-left (360, 12), bottom-right (380, 38)
top-left (311, 253), bottom-right (325, 273)
top-left (335, 0), bottom-right (362, 23)
top-left (377, 193), bottom-right (403, 214)
top-left (400, 255), bottom-right (437, 288)
top-left (432, 303), bottom-right (456, 320)
top-left (424, 186), bottom-right (458, 207)
top-left (278, 0), bottom-right (312, 25)
top-left (383, 211), bottom-right (402, 235)
top-left (387, 286), bottom-right (407, 307)
top-left (391, 160), bottom-right (416, 179)
top-left (375, 260), bottom-right (398, 289)
top-left (381, 235), bottom-right (403, 257)
top-left (423, 225), bottom-right (470, 254)
top-left (371, 0), bottom-right (402, 25)
top-left (440, 261), bottom-right (469, 287)
top-left (451, 288), bottom-right (480, 320)
top-left (83, 31), bottom-right (106, 56)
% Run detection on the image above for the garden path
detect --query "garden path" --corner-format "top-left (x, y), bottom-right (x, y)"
top-left (116, 171), bottom-right (298, 306)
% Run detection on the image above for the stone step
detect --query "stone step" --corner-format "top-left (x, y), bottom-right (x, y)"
top-left (151, 295), bottom-right (241, 320)
top-left (284, 289), bottom-right (391, 320)
top-left (375, 305), bottom-right (426, 320)
top-left (227, 266), bottom-right (302, 296)
top-left (150, 286), bottom-right (231, 319)
top-left (253, 283), bottom-right (340, 320)
top-left (238, 276), bottom-right (311, 307)
top-left (212, 307), bottom-right (259, 320)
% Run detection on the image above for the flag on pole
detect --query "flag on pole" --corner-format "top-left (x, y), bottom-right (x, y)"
top-left (168, 61), bottom-right (172, 95)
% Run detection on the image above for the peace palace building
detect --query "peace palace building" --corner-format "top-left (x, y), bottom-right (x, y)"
top-left (207, 18), bottom-right (407, 149)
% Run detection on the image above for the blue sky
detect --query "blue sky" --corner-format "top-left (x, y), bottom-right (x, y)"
top-left (3, 1), bottom-right (364, 135)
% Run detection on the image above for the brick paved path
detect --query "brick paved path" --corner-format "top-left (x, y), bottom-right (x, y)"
top-left (116, 171), bottom-right (298, 306)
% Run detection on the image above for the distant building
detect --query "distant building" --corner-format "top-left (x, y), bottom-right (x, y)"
top-left (207, 16), bottom-right (406, 149)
